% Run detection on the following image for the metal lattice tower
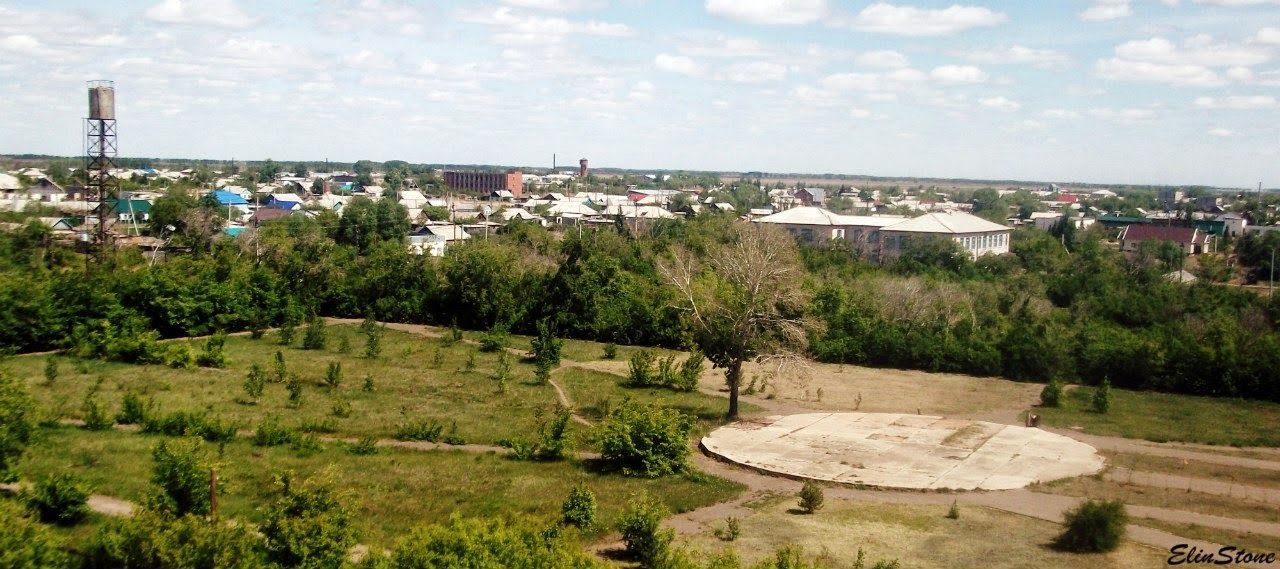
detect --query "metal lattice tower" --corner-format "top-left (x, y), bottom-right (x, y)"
top-left (85, 80), bottom-right (118, 257)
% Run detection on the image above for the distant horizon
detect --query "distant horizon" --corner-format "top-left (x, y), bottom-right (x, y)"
top-left (2, 152), bottom-right (1271, 192)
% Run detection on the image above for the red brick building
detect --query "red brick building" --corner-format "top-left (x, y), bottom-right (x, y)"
top-left (443, 170), bottom-right (523, 197)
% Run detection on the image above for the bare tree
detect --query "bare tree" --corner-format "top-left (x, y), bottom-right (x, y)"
top-left (659, 222), bottom-right (810, 419)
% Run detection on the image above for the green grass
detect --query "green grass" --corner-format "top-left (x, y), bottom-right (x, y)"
top-left (555, 367), bottom-right (757, 428)
top-left (1036, 385), bottom-right (1280, 447)
top-left (9, 327), bottom-right (564, 446)
top-left (17, 426), bottom-right (745, 548)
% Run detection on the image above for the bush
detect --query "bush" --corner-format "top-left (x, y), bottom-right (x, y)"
top-left (463, 350), bottom-right (477, 373)
top-left (0, 371), bottom-right (33, 481)
top-left (362, 375), bottom-right (375, 392)
top-left (626, 350), bottom-right (656, 387)
top-left (290, 433), bottom-right (323, 457)
top-left (362, 317), bottom-right (383, 359)
top-left (302, 315), bottom-right (328, 350)
top-left (148, 438), bottom-right (214, 517)
top-left (324, 361), bottom-right (342, 388)
top-left (478, 327), bottom-right (508, 353)
top-left (116, 391), bottom-right (151, 425)
top-left (1055, 499), bottom-right (1127, 553)
top-left (82, 393), bottom-right (114, 431)
top-left (164, 344), bottom-right (196, 369)
top-left (81, 511), bottom-right (264, 569)
top-left (331, 398), bottom-right (352, 418)
top-left (27, 473), bottom-right (90, 526)
top-left (243, 364), bottom-right (267, 401)
top-left (139, 411), bottom-right (235, 443)
top-left (714, 517), bottom-right (741, 542)
top-left (560, 485), bottom-right (597, 529)
top-left (196, 332), bottom-right (227, 368)
top-left (277, 319), bottom-right (297, 346)
top-left (1092, 379), bottom-right (1113, 414)
top-left (595, 402), bottom-right (692, 477)
top-left (395, 419), bottom-right (444, 442)
top-left (337, 334), bottom-right (351, 354)
top-left (253, 416), bottom-right (296, 447)
top-left (615, 495), bottom-right (672, 566)
top-left (530, 319), bottom-right (563, 368)
top-left (798, 481), bottom-right (824, 514)
top-left (505, 407), bottom-right (572, 462)
top-left (273, 351), bottom-right (287, 383)
top-left (493, 352), bottom-right (511, 392)
top-left (1040, 379), bottom-right (1064, 408)
top-left (946, 501), bottom-right (960, 520)
top-left (376, 517), bottom-right (598, 568)
top-left (533, 359), bottom-right (552, 385)
top-left (0, 499), bottom-right (72, 569)
top-left (298, 419), bottom-right (337, 434)
top-left (286, 375), bottom-right (303, 408)
top-left (674, 350), bottom-right (705, 392)
top-left (603, 343), bottom-right (618, 360)
top-left (261, 474), bottom-right (356, 569)
top-left (348, 436), bottom-right (378, 455)
top-left (43, 357), bottom-right (58, 385)
top-left (429, 347), bottom-right (444, 368)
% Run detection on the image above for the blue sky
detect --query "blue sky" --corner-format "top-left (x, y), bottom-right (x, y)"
top-left (0, 0), bottom-right (1278, 187)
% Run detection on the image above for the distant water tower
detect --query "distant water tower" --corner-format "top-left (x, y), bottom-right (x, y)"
top-left (579, 158), bottom-right (588, 178)
top-left (85, 80), bottom-right (118, 253)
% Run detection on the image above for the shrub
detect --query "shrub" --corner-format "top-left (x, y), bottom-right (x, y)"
top-left (253, 416), bottom-right (296, 447)
top-left (324, 361), bottom-right (342, 388)
top-left (378, 517), bottom-right (597, 568)
top-left (506, 407), bottom-right (573, 462)
top-left (273, 351), bottom-right (287, 383)
top-left (331, 398), bottom-right (352, 418)
top-left (43, 357), bottom-right (58, 385)
top-left (116, 392), bottom-right (151, 425)
top-left (1041, 379), bottom-right (1064, 408)
top-left (533, 359), bottom-right (552, 385)
top-left (28, 473), bottom-right (90, 526)
top-left (243, 364), bottom-right (267, 401)
top-left (348, 436), bottom-right (378, 455)
top-left (615, 495), bottom-right (672, 566)
top-left (277, 319), bottom-right (297, 346)
top-left (164, 344), bottom-right (196, 369)
top-left (395, 419), bottom-right (444, 442)
top-left (290, 432), bottom-right (323, 457)
top-left (463, 350), bottom-right (477, 373)
top-left (139, 411), bottom-right (234, 443)
top-left (595, 402), bottom-right (692, 477)
top-left (1092, 379), bottom-right (1113, 414)
top-left (946, 501), bottom-right (960, 520)
top-left (192, 416), bottom-right (238, 445)
top-left (602, 343), bottom-right (618, 360)
top-left (337, 334), bottom-right (351, 354)
top-left (148, 438), bottom-right (214, 517)
top-left (362, 317), bottom-right (383, 359)
top-left (429, 347), bottom-right (444, 368)
top-left (478, 326), bottom-right (508, 352)
top-left (1055, 499), bottom-right (1127, 553)
top-left (530, 319), bottom-right (562, 368)
top-left (261, 474), bottom-right (356, 569)
top-left (81, 393), bottom-right (114, 431)
top-left (493, 351), bottom-right (511, 391)
top-left (196, 332), bottom-right (227, 368)
top-left (560, 485), bottom-right (597, 529)
top-left (286, 374), bottom-right (303, 408)
top-left (302, 315), bottom-right (328, 350)
top-left (674, 350), bottom-right (705, 392)
top-left (0, 371), bottom-right (33, 482)
top-left (798, 481), bottom-right (824, 514)
top-left (656, 355), bottom-right (677, 388)
top-left (0, 499), bottom-right (72, 569)
top-left (626, 350), bottom-right (656, 387)
top-left (298, 419), bottom-right (337, 434)
top-left (81, 511), bottom-right (263, 569)
top-left (714, 517), bottom-right (741, 542)
top-left (362, 375), bottom-right (375, 392)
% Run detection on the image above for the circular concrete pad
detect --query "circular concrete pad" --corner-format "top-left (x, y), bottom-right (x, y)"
top-left (702, 413), bottom-right (1104, 491)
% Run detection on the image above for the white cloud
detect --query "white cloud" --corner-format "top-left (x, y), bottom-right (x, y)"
top-left (1080, 0), bottom-right (1132, 21)
top-left (0, 35), bottom-right (65, 59)
top-left (842, 3), bottom-right (1007, 36)
top-left (1207, 127), bottom-right (1235, 137)
top-left (1193, 95), bottom-right (1278, 109)
top-left (1226, 66), bottom-right (1255, 81)
top-left (719, 61), bottom-right (788, 83)
top-left (930, 65), bottom-right (988, 83)
top-left (654, 53), bottom-right (703, 76)
top-left (979, 96), bottom-right (1021, 111)
top-left (1256, 27), bottom-right (1280, 45)
top-left (628, 80), bottom-right (655, 101)
top-left (856, 50), bottom-right (909, 68)
top-left (458, 6), bottom-right (633, 40)
top-left (1196, 0), bottom-right (1280, 5)
top-left (318, 0), bottom-right (427, 36)
top-left (145, 0), bottom-right (256, 28)
top-left (1042, 108), bottom-right (1082, 119)
top-left (675, 33), bottom-right (773, 58)
top-left (849, 107), bottom-right (873, 119)
top-left (819, 68), bottom-right (925, 92)
top-left (1095, 58), bottom-right (1223, 86)
top-left (1114, 36), bottom-right (1270, 67)
top-left (1088, 107), bottom-right (1156, 122)
top-left (704, 0), bottom-right (829, 26)
top-left (343, 49), bottom-right (394, 69)
top-left (960, 45), bottom-right (1070, 68)
top-left (502, 0), bottom-right (605, 10)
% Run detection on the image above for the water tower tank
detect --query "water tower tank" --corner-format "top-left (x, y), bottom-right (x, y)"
top-left (88, 81), bottom-right (115, 120)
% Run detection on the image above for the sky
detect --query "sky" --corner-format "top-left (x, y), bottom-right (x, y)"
top-left (0, 1), bottom-right (1278, 188)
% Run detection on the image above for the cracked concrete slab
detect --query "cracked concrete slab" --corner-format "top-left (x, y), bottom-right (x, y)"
top-left (701, 413), bottom-right (1105, 491)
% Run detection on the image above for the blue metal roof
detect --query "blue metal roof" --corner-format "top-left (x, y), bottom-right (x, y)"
top-left (212, 190), bottom-right (249, 206)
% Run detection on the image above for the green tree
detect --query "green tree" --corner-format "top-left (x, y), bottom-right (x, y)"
top-left (594, 402), bottom-right (692, 477)
top-left (797, 481), bottom-right (824, 514)
top-left (659, 222), bottom-right (809, 419)
top-left (615, 495), bottom-right (673, 566)
top-left (148, 438), bottom-right (215, 517)
top-left (302, 315), bottom-right (327, 350)
top-left (375, 517), bottom-right (600, 568)
top-left (82, 511), bottom-right (266, 569)
top-left (0, 500), bottom-right (72, 569)
top-left (1055, 499), bottom-right (1127, 553)
top-left (27, 473), bottom-right (90, 526)
top-left (561, 485), bottom-right (597, 529)
top-left (0, 371), bottom-right (33, 481)
top-left (261, 473), bottom-right (357, 569)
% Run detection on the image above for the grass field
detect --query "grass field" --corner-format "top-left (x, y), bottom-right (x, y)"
top-left (1036, 386), bottom-right (1280, 447)
top-left (17, 426), bottom-right (744, 548)
top-left (5, 325), bottom-right (738, 447)
top-left (1132, 518), bottom-right (1280, 553)
top-left (1102, 451), bottom-right (1280, 490)
top-left (1030, 475), bottom-right (1280, 524)
top-left (677, 496), bottom-right (1168, 569)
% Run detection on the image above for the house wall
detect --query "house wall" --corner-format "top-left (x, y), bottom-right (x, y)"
top-left (881, 230), bottom-right (1011, 260)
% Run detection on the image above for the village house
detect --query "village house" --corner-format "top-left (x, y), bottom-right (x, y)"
top-left (1118, 224), bottom-right (1214, 255)
top-left (879, 211), bottom-right (1012, 259)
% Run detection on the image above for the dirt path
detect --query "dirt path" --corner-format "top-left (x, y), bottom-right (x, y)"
top-left (1048, 429), bottom-right (1280, 472)
top-left (1106, 467), bottom-right (1280, 505)
top-left (1, 482), bottom-right (135, 517)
